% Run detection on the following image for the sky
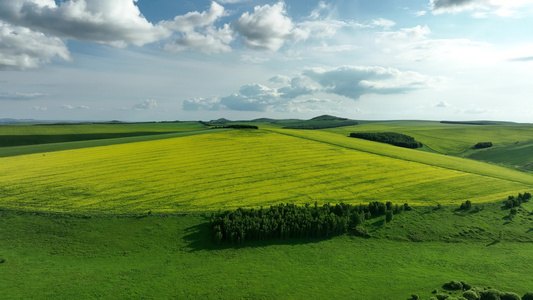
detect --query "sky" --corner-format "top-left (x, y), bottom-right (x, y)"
top-left (1, 0), bottom-right (533, 122)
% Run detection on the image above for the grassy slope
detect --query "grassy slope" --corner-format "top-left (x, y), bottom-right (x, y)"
top-left (324, 122), bottom-right (533, 155)
top-left (0, 129), bottom-right (226, 158)
top-left (1, 201), bottom-right (533, 299)
top-left (269, 128), bottom-right (533, 186)
top-left (468, 140), bottom-right (533, 170)
top-left (1, 129), bottom-right (531, 213)
top-left (2, 123), bottom-right (533, 298)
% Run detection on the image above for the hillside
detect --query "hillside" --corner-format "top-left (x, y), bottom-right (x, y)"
top-left (1, 120), bottom-right (533, 299)
top-left (0, 128), bottom-right (531, 213)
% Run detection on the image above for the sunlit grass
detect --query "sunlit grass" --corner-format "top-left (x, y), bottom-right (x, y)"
top-left (325, 123), bottom-right (533, 154)
top-left (1, 129), bottom-right (531, 213)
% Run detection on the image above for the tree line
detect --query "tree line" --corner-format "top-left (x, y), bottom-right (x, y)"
top-left (349, 132), bottom-right (423, 148)
top-left (210, 124), bottom-right (259, 129)
top-left (210, 201), bottom-right (411, 244)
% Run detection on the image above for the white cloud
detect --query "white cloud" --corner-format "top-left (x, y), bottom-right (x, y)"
top-left (0, 0), bottom-right (171, 47)
top-left (234, 2), bottom-right (307, 51)
top-left (376, 25), bottom-right (495, 65)
top-left (183, 65), bottom-right (433, 112)
top-left (380, 25), bottom-right (431, 41)
top-left (30, 105), bottom-right (47, 111)
top-left (371, 18), bottom-right (396, 29)
top-left (430, 0), bottom-right (533, 17)
top-left (414, 10), bottom-right (428, 16)
top-left (302, 66), bottom-right (432, 100)
top-left (133, 99), bottom-right (157, 110)
top-left (183, 97), bottom-right (223, 111)
top-left (217, 0), bottom-right (249, 3)
top-left (162, 2), bottom-right (234, 54)
top-left (436, 101), bottom-right (450, 107)
top-left (162, 2), bottom-right (225, 32)
top-left (61, 104), bottom-right (90, 110)
top-left (0, 90), bottom-right (47, 100)
top-left (311, 44), bottom-right (359, 53)
top-left (0, 21), bottom-right (70, 70)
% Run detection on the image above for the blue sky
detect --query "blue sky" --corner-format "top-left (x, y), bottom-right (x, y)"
top-left (1, 0), bottom-right (532, 122)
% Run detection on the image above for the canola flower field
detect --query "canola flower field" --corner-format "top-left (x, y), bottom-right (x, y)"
top-left (1, 129), bottom-right (531, 213)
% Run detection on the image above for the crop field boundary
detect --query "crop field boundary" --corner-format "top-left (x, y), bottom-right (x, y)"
top-left (0, 128), bottom-right (229, 158)
top-left (267, 128), bottom-right (533, 187)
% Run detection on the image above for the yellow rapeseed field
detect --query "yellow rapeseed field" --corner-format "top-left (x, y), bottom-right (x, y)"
top-left (1, 129), bottom-right (530, 213)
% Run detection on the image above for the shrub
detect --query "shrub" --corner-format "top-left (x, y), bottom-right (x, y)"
top-left (437, 295), bottom-right (450, 300)
top-left (386, 210), bottom-right (393, 223)
top-left (463, 290), bottom-right (480, 300)
top-left (354, 226), bottom-right (370, 238)
top-left (461, 281), bottom-right (472, 291)
top-left (460, 200), bottom-right (473, 210)
top-left (444, 281), bottom-right (464, 290)
top-left (479, 289), bottom-right (501, 300)
top-left (0, 258), bottom-right (5, 264)
top-left (473, 142), bottom-right (493, 149)
top-left (500, 292), bottom-right (521, 300)
top-left (523, 292), bottom-right (533, 300)
top-left (412, 294), bottom-right (420, 300)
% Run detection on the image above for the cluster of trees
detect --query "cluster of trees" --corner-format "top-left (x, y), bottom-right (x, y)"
top-left (210, 201), bottom-right (411, 244)
top-left (349, 132), bottom-right (423, 149)
top-left (410, 280), bottom-right (533, 300)
top-left (283, 121), bottom-right (359, 130)
top-left (210, 124), bottom-right (259, 129)
top-left (473, 142), bottom-right (493, 149)
top-left (504, 192), bottom-right (531, 209)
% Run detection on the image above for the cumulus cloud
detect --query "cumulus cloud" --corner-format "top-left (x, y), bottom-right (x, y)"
top-left (0, 91), bottom-right (46, 100)
top-left (430, 0), bottom-right (533, 16)
top-left (436, 101), bottom-right (450, 107)
top-left (0, 21), bottom-right (70, 70)
top-left (0, 0), bottom-right (171, 47)
top-left (234, 2), bottom-right (307, 51)
top-left (183, 97), bottom-right (223, 111)
top-left (162, 2), bottom-right (234, 54)
top-left (184, 65), bottom-right (432, 112)
top-left (133, 99), bottom-right (157, 110)
top-left (302, 66), bottom-right (431, 100)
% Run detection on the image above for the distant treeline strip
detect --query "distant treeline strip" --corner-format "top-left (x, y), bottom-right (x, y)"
top-left (283, 121), bottom-right (359, 130)
top-left (210, 201), bottom-right (411, 244)
top-left (349, 132), bottom-right (423, 149)
top-left (0, 132), bottom-right (177, 147)
top-left (210, 125), bottom-right (259, 129)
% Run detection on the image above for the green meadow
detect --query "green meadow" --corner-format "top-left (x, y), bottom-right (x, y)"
top-left (1, 119), bottom-right (533, 299)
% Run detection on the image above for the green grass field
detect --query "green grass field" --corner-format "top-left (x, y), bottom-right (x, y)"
top-left (1, 120), bottom-right (533, 299)
top-left (0, 122), bottom-right (206, 147)
top-left (468, 140), bottom-right (533, 170)
top-left (324, 121), bottom-right (533, 155)
top-left (1, 201), bottom-right (533, 299)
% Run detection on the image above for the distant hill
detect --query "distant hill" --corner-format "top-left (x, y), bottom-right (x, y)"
top-left (283, 115), bottom-right (358, 130)
top-left (310, 115), bottom-right (349, 121)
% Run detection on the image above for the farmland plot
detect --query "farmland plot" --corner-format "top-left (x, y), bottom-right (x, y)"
top-left (0, 129), bottom-right (530, 213)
